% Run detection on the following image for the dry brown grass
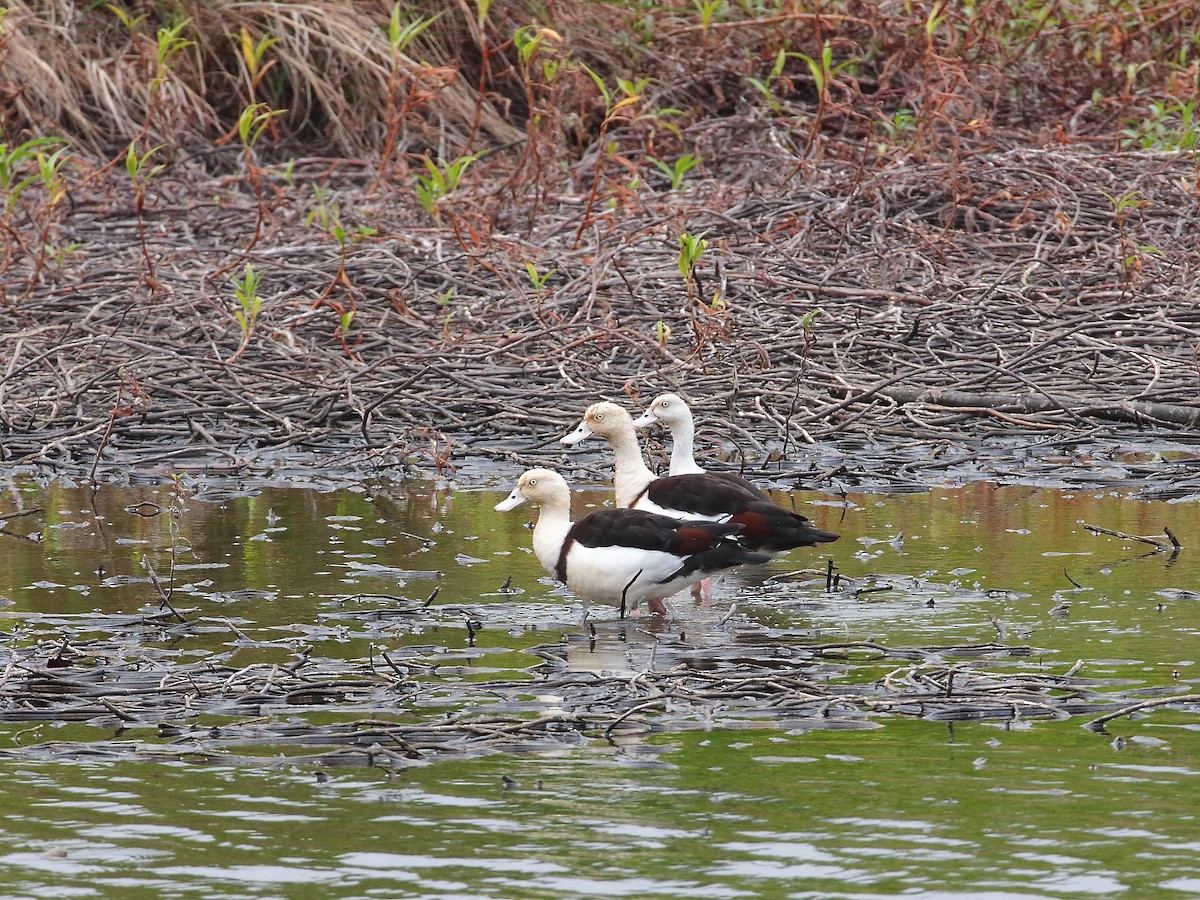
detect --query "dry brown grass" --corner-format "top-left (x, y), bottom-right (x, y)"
top-left (2, 0), bottom-right (523, 158)
top-left (2, 1), bottom-right (1196, 167)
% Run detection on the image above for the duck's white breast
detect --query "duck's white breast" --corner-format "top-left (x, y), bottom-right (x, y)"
top-left (562, 544), bottom-right (690, 604)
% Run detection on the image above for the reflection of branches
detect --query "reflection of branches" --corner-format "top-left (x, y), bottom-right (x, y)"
top-left (0, 508), bottom-right (41, 524)
top-left (0, 506), bottom-right (42, 541)
top-left (1076, 547), bottom-right (1183, 580)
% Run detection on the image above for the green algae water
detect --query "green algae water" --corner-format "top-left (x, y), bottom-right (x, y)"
top-left (1, 720), bottom-right (1197, 899)
top-left (0, 474), bottom-right (1197, 898)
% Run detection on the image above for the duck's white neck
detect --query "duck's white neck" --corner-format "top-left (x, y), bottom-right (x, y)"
top-left (667, 415), bottom-right (704, 475)
top-left (530, 498), bottom-right (572, 578)
top-left (605, 420), bottom-right (656, 508)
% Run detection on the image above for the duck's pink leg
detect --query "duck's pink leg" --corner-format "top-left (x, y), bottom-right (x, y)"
top-left (646, 597), bottom-right (668, 616)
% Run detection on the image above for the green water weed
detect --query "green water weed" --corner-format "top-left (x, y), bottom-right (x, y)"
top-left (229, 263), bottom-right (263, 361)
top-left (649, 152), bottom-right (701, 191)
top-left (1122, 100), bottom-right (1200, 152)
top-left (125, 141), bottom-right (166, 292)
top-left (416, 153), bottom-right (482, 221)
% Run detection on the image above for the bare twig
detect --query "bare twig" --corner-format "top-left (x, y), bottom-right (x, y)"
top-left (1083, 523), bottom-right (1180, 552)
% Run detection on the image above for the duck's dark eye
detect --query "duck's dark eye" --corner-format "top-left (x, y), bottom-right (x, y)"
top-left (594, 413), bottom-right (604, 421)
top-left (528, 479), bottom-right (537, 486)
top-left (661, 400), bottom-right (670, 408)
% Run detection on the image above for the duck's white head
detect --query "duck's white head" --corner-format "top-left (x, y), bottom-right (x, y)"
top-left (632, 393), bottom-right (692, 430)
top-left (560, 401), bottom-right (631, 446)
top-left (494, 468), bottom-right (570, 512)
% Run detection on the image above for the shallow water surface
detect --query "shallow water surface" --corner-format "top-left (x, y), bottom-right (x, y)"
top-left (0, 474), bottom-right (1197, 898)
top-left (0, 721), bottom-right (1197, 899)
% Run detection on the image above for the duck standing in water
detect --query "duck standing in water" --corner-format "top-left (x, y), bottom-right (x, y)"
top-left (633, 392), bottom-right (768, 497)
top-left (495, 468), bottom-right (770, 618)
top-left (562, 401), bottom-right (838, 555)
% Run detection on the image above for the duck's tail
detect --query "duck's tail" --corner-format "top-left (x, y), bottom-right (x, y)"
top-left (729, 503), bottom-right (840, 554)
top-left (660, 521), bottom-right (773, 583)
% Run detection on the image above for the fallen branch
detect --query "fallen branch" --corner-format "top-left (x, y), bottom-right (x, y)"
top-left (1086, 693), bottom-right (1200, 730)
top-left (1082, 523), bottom-right (1181, 552)
top-left (141, 555), bottom-right (189, 622)
top-left (833, 385), bottom-right (1200, 429)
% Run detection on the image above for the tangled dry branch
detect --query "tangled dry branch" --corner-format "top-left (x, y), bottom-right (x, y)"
top-left (0, 618), bottom-right (1188, 765)
top-left (1, 142), bottom-right (1199, 484)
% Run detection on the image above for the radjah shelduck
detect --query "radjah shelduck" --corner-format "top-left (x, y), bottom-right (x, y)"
top-left (495, 468), bottom-right (769, 618)
top-left (632, 392), bottom-right (769, 498)
top-left (562, 401), bottom-right (839, 555)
